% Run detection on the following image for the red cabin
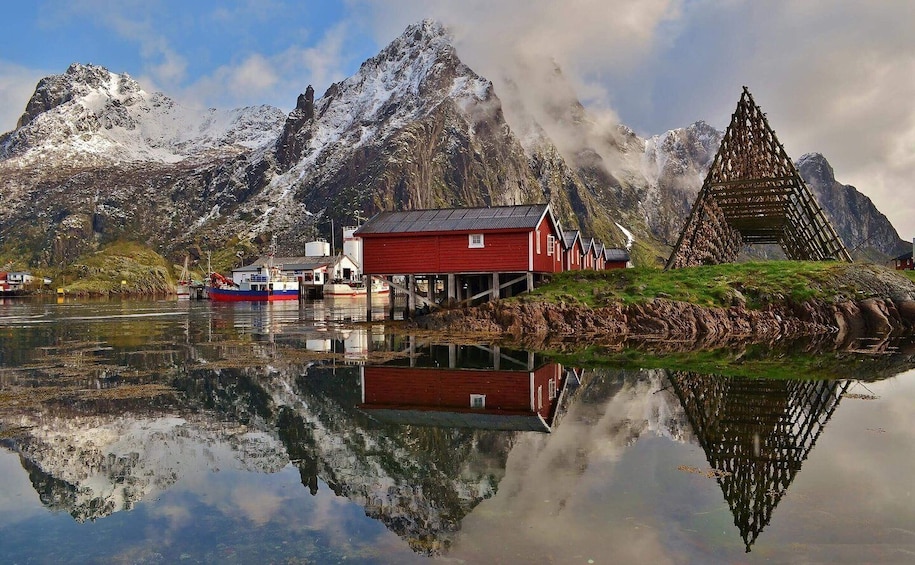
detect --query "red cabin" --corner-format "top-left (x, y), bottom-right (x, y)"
top-left (356, 204), bottom-right (563, 275)
top-left (604, 247), bottom-right (631, 269)
top-left (562, 230), bottom-right (583, 271)
top-left (355, 204), bottom-right (564, 306)
top-left (593, 241), bottom-right (606, 270)
top-left (581, 238), bottom-right (594, 270)
top-left (894, 251), bottom-right (914, 270)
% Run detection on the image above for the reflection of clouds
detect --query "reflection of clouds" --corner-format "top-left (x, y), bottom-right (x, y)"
top-left (453, 370), bottom-right (686, 563)
top-left (767, 374), bottom-right (915, 553)
top-left (149, 502), bottom-right (193, 530)
top-left (230, 484), bottom-right (284, 526)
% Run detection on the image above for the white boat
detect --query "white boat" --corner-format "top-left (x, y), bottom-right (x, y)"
top-left (323, 277), bottom-right (389, 297)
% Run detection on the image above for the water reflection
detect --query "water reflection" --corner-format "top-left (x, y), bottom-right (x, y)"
top-left (0, 300), bottom-right (914, 562)
top-left (667, 372), bottom-right (849, 552)
top-left (360, 344), bottom-right (568, 432)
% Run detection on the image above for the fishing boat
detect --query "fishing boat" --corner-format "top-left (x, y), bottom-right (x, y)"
top-left (208, 270), bottom-right (299, 302)
top-left (208, 238), bottom-right (300, 302)
top-left (323, 276), bottom-right (389, 297)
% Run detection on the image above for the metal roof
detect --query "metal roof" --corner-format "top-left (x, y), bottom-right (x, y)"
top-left (354, 204), bottom-right (551, 235)
top-left (562, 230), bottom-right (580, 249)
top-left (234, 255), bottom-right (334, 272)
top-left (604, 248), bottom-right (630, 262)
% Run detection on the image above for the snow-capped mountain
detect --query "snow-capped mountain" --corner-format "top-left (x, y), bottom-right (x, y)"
top-left (0, 21), bottom-right (906, 270)
top-left (1, 63), bottom-right (285, 165)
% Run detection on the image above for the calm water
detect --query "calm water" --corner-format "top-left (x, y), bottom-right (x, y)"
top-left (0, 298), bottom-right (914, 564)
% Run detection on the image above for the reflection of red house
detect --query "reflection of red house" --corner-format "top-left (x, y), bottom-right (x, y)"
top-left (359, 363), bottom-right (566, 432)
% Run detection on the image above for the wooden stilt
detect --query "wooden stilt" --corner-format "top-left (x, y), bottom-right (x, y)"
top-left (365, 274), bottom-right (372, 321)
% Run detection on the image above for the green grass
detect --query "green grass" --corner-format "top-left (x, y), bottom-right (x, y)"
top-left (58, 241), bottom-right (174, 295)
top-left (522, 261), bottom-right (886, 310)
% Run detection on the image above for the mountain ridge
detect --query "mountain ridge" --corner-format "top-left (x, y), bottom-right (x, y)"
top-left (0, 21), bottom-right (906, 272)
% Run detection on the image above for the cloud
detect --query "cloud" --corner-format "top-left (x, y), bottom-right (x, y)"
top-left (0, 61), bottom-right (47, 133)
top-left (180, 22), bottom-right (350, 110)
top-left (51, 0), bottom-right (190, 90)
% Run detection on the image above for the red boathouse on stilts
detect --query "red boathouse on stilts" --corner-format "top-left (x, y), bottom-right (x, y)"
top-left (354, 204), bottom-right (564, 317)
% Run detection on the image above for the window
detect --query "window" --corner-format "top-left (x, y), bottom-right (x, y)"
top-left (549, 378), bottom-right (556, 400)
top-left (470, 394), bottom-right (486, 409)
top-left (536, 230), bottom-right (541, 254)
top-left (469, 233), bottom-right (484, 248)
top-left (547, 235), bottom-right (555, 256)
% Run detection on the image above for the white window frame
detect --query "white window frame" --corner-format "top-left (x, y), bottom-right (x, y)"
top-left (549, 378), bottom-right (556, 399)
top-left (468, 233), bottom-right (484, 248)
top-left (536, 230), bottom-right (541, 254)
top-left (470, 394), bottom-right (486, 409)
top-left (546, 234), bottom-right (555, 256)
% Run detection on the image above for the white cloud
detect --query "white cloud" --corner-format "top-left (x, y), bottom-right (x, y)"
top-left (180, 22), bottom-right (350, 111)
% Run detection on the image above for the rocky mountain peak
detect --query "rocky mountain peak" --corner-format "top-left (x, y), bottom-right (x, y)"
top-left (274, 18), bottom-right (493, 171)
top-left (16, 63), bottom-right (142, 129)
top-left (796, 152), bottom-right (835, 183)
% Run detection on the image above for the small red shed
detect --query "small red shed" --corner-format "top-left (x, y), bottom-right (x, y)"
top-left (581, 238), bottom-right (595, 270)
top-left (593, 241), bottom-right (606, 270)
top-left (562, 230), bottom-right (583, 271)
top-left (604, 247), bottom-right (631, 269)
top-left (894, 251), bottom-right (914, 270)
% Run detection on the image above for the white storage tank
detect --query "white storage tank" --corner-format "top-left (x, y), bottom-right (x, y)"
top-left (343, 226), bottom-right (362, 267)
top-left (305, 239), bottom-right (330, 257)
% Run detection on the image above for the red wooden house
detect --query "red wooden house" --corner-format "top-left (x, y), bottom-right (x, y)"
top-left (593, 241), bottom-right (606, 270)
top-left (604, 247), bottom-right (631, 269)
top-left (358, 362), bottom-right (567, 432)
top-left (894, 251), bottom-right (914, 270)
top-left (562, 230), bottom-right (583, 271)
top-left (581, 238), bottom-right (594, 270)
top-left (355, 204), bottom-right (564, 306)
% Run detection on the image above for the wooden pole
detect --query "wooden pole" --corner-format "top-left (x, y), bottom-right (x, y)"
top-left (365, 274), bottom-right (372, 321)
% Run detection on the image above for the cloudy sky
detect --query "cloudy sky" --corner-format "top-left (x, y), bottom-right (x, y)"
top-left (2, 0), bottom-right (913, 237)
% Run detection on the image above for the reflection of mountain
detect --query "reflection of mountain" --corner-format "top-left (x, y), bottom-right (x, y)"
top-left (0, 336), bottom-right (525, 554)
top-left (667, 372), bottom-right (849, 552)
top-left (2, 414), bottom-right (287, 522)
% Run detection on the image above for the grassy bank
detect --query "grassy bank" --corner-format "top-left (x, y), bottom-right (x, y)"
top-left (57, 241), bottom-right (174, 295)
top-left (525, 261), bottom-right (908, 310)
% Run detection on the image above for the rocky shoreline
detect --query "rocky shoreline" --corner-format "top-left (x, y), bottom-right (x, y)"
top-left (412, 266), bottom-right (915, 350)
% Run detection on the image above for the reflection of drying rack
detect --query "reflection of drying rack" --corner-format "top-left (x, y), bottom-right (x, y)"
top-left (667, 372), bottom-right (849, 552)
